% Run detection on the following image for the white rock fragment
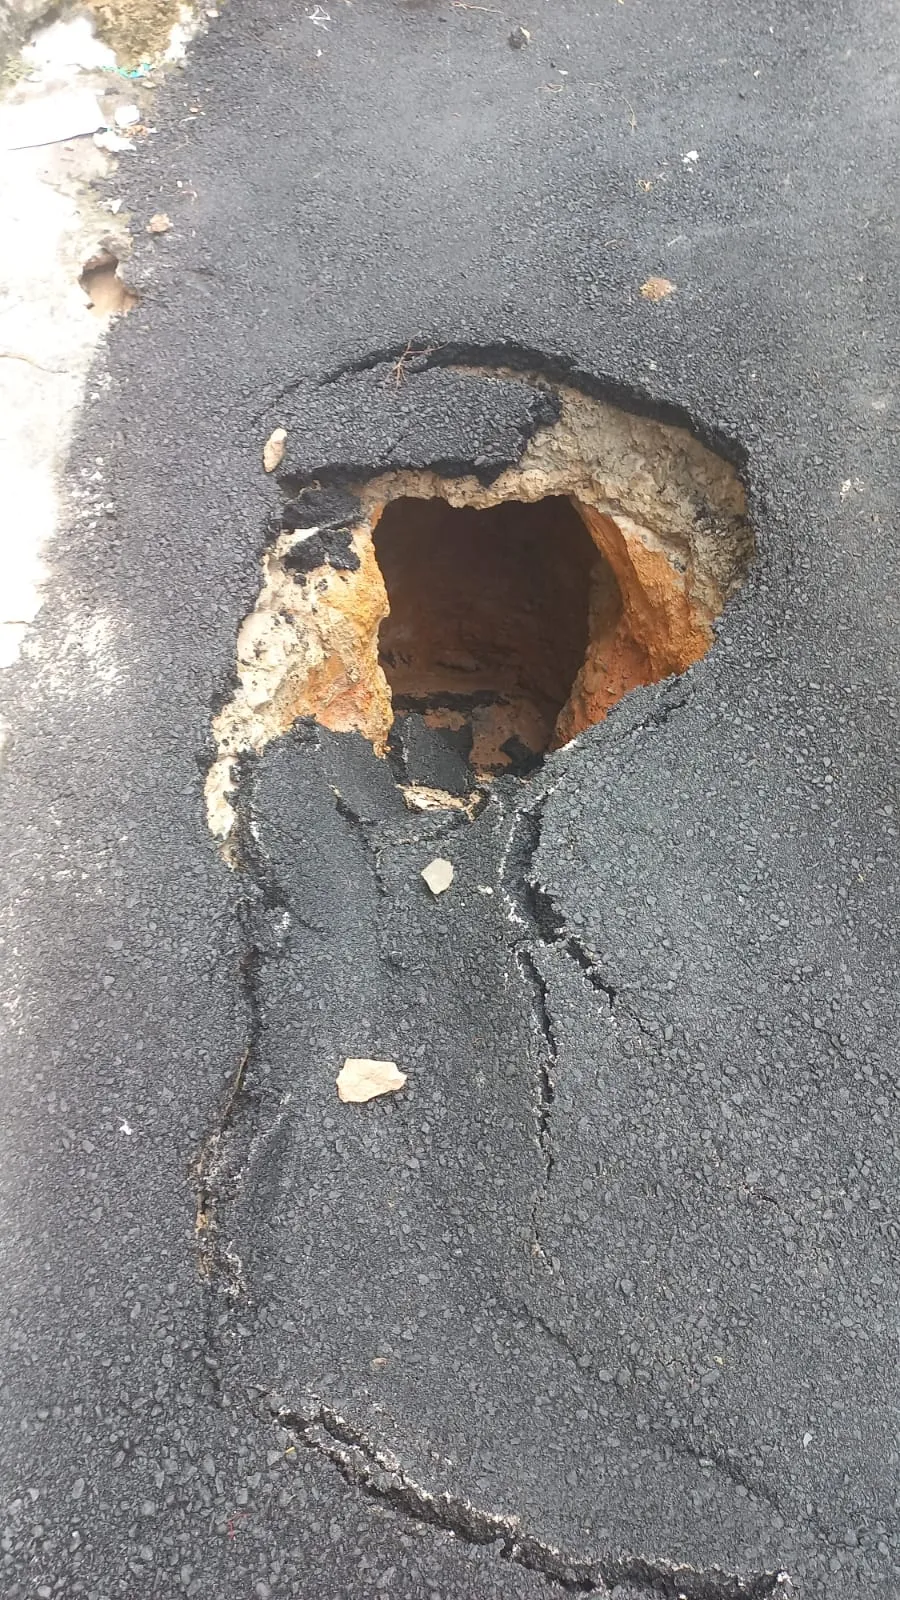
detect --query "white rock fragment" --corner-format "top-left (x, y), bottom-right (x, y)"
top-left (336, 1058), bottom-right (407, 1104)
top-left (93, 129), bottom-right (136, 154)
top-left (263, 427), bottom-right (287, 472)
top-left (421, 858), bottom-right (454, 896)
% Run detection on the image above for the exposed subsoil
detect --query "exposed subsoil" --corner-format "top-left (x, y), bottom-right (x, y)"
top-left (79, 250), bottom-right (139, 316)
top-left (206, 379), bottom-right (750, 840)
top-left (85, 0), bottom-right (182, 66)
top-left (374, 493), bottom-right (598, 769)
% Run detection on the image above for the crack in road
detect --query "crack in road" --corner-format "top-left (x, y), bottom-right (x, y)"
top-left (264, 1389), bottom-right (793, 1600)
top-left (511, 1297), bottom-right (792, 1532)
top-left (308, 345), bottom-right (751, 484)
top-left (503, 1291), bottom-right (802, 1538)
top-left (516, 945), bottom-right (559, 1270)
top-left (499, 788), bottom-right (620, 1264)
top-left (193, 679), bottom-right (782, 1583)
top-left (195, 755), bottom-right (273, 1298)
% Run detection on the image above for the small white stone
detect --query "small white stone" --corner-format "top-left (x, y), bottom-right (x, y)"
top-left (262, 427), bottom-right (287, 473)
top-left (421, 858), bottom-right (454, 896)
top-left (93, 129), bottom-right (135, 154)
top-left (336, 1059), bottom-right (406, 1103)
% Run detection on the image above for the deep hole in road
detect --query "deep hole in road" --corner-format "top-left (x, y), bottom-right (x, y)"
top-left (198, 382), bottom-right (784, 1600)
top-left (374, 494), bottom-right (602, 774)
top-left (206, 381), bottom-right (754, 841)
top-left (78, 251), bottom-right (138, 317)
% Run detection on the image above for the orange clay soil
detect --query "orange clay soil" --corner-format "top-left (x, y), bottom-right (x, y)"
top-left (261, 492), bottom-right (719, 772)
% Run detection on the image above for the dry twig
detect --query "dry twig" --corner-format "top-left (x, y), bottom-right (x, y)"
top-left (383, 341), bottom-right (442, 388)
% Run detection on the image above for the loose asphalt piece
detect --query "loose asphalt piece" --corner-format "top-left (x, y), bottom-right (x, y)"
top-left (2, 1), bottom-right (900, 1596)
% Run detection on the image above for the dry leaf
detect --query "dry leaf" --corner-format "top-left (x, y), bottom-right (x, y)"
top-left (421, 858), bottom-right (454, 896)
top-left (640, 276), bottom-right (676, 301)
top-left (147, 212), bottom-right (172, 234)
top-left (263, 427), bottom-right (287, 473)
top-left (336, 1058), bottom-right (407, 1103)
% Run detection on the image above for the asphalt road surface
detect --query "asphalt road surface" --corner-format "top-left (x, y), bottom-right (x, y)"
top-left (2, 1), bottom-right (900, 1596)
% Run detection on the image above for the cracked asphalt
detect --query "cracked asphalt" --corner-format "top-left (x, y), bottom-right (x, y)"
top-left (2, 0), bottom-right (900, 1595)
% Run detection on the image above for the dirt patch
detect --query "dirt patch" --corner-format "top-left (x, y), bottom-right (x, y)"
top-left (84, 0), bottom-right (181, 66)
top-left (206, 381), bottom-right (752, 843)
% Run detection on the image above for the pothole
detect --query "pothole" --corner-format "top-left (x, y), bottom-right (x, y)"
top-left (375, 494), bottom-right (599, 776)
top-left (206, 378), bottom-right (753, 843)
top-left (79, 249), bottom-right (138, 316)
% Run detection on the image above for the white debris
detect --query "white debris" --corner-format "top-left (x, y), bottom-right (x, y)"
top-left (421, 858), bottom-right (454, 896)
top-left (21, 16), bottom-right (118, 75)
top-left (0, 89), bottom-right (105, 151)
top-left (93, 128), bottom-right (136, 153)
top-left (0, 62), bottom-right (130, 670)
top-left (336, 1058), bottom-right (407, 1103)
top-left (401, 784), bottom-right (474, 814)
top-left (263, 427), bottom-right (287, 472)
top-left (165, 1), bottom-right (204, 62)
top-left (114, 104), bottom-right (141, 128)
top-left (682, 149), bottom-right (699, 164)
